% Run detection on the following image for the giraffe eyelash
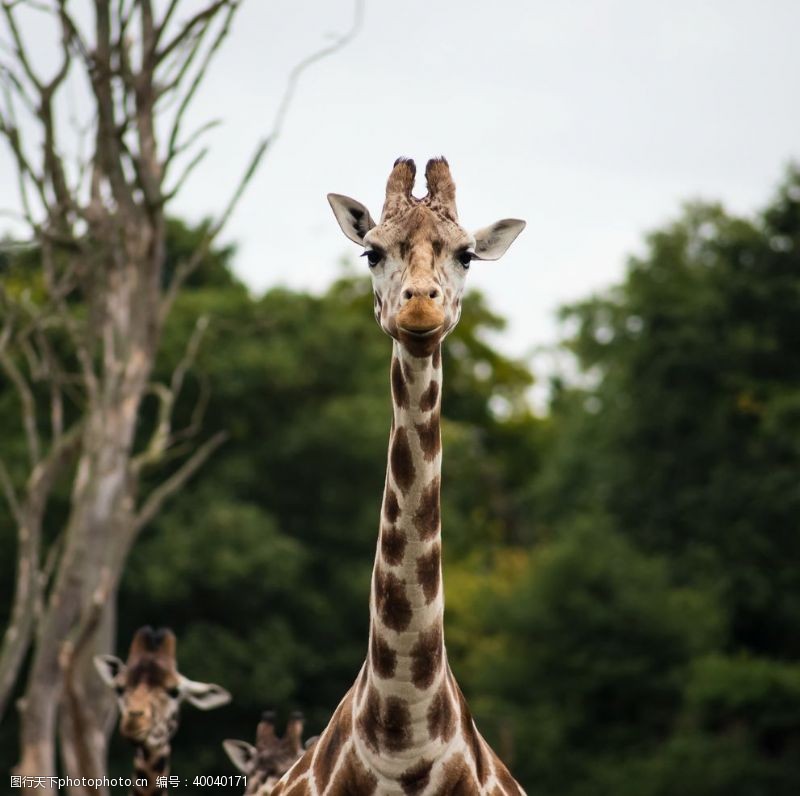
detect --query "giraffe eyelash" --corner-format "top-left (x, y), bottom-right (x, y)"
top-left (361, 249), bottom-right (384, 267)
top-left (457, 250), bottom-right (474, 268)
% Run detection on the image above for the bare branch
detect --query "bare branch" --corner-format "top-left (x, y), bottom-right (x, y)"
top-left (156, 0), bottom-right (233, 64)
top-left (161, 0), bottom-right (363, 320)
top-left (161, 144), bottom-right (207, 201)
top-left (0, 326), bottom-right (41, 467)
top-left (0, 422), bottom-right (82, 722)
top-left (171, 314), bottom-right (208, 397)
top-left (170, 371), bottom-right (210, 446)
top-left (1, 1), bottom-right (44, 92)
top-left (269, 0), bottom-right (364, 148)
top-left (162, 1), bottom-right (237, 170)
top-left (131, 314), bottom-right (209, 472)
top-left (0, 457), bottom-right (21, 525)
top-left (133, 430), bottom-right (227, 532)
top-left (155, 0), bottom-right (181, 46)
top-left (0, 72), bottom-right (48, 225)
top-left (167, 117), bottom-right (220, 162)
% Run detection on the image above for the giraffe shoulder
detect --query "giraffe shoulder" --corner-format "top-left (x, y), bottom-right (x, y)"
top-left (488, 750), bottom-right (525, 796)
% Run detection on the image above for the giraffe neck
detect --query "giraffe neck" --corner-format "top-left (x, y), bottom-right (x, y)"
top-left (271, 338), bottom-right (525, 794)
top-left (358, 340), bottom-right (450, 762)
top-left (130, 743), bottom-right (170, 796)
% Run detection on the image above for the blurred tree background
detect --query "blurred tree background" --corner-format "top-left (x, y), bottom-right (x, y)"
top-left (2, 166), bottom-right (800, 794)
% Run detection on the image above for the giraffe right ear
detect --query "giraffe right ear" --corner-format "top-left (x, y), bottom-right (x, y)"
top-left (327, 194), bottom-right (376, 245)
top-left (94, 655), bottom-right (125, 687)
top-left (222, 740), bottom-right (257, 773)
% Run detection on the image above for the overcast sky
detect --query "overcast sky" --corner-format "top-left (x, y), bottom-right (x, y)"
top-left (3, 0), bottom-right (800, 366)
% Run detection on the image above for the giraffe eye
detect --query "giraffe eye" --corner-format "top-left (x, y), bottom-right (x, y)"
top-left (167, 686), bottom-right (180, 699)
top-left (457, 251), bottom-right (474, 268)
top-left (115, 685), bottom-right (124, 696)
top-left (361, 249), bottom-right (383, 268)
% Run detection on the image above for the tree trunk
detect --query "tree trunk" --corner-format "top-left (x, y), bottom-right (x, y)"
top-left (0, 3), bottom-right (359, 788)
top-left (18, 246), bottom-right (159, 794)
top-left (59, 600), bottom-right (117, 796)
top-left (0, 427), bottom-right (82, 721)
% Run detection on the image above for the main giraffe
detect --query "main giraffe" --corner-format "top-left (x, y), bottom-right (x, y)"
top-left (271, 158), bottom-right (526, 795)
top-left (94, 626), bottom-right (231, 796)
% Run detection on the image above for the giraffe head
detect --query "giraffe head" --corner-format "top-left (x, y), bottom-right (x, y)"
top-left (224, 710), bottom-right (318, 794)
top-left (328, 157), bottom-right (525, 357)
top-left (94, 626), bottom-right (231, 750)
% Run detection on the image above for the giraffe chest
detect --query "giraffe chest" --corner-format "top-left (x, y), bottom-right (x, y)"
top-left (273, 736), bottom-right (524, 796)
top-left (271, 689), bottom-right (525, 796)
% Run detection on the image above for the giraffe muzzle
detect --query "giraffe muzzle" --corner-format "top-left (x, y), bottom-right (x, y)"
top-left (396, 297), bottom-right (445, 335)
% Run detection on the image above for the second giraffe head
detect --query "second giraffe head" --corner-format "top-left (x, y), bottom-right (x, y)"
top-left (94, 625), bottom-right (231, 749)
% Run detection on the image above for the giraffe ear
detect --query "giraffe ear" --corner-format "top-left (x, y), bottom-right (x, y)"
top-left (472, 219), bottom-right (526, 261)
top-left (222, 740), bottom-right (257, 773)
top-left (94, 655), bottom-right (125, 687)
top-left (327, 193), bottom-right (376, 245)
top-left (179, 677), bottom-right (231, 710)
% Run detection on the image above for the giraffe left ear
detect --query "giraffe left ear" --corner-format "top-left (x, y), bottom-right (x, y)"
top-left (223, 739), bottom-right (257, 773)
top-left (328, 193), bottom-right (376, 245)
top-left (94, 655), bottom-right (125, 687)
top-left (179, 677), bottom-right (231, 710)
top-left (472, 219), bottom-right (526, 261)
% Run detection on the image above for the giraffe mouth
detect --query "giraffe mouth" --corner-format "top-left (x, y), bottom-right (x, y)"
top-left (398, 325), bottom-right (441, 339)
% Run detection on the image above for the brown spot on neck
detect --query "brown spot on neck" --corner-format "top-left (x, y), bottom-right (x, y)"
top-left (283, 779), bottom-right (310, 796)
top-left (410, 619), bottom-right (444, 690)
top-left (357, 685), bottom-right (381, 753)
top-left (391, 356), bottom-right (410, 409)
top-left (384, 488), bottom-right (401, 523)
top-left (413, 477), bottom-right (440, 540)
top-left (284, 747), bottom-right (312, 783)
top-left (390, 427), bottom-right (415, 494)
top-left (416, 544), bottom-right (441, 604)
top-left (374, 565), bottom-right (413, 632)
top-left (415, 415), bottom-right (440, 461)
top-left (380, 524), bottom-right (407, 566)
top-left (419, 380), bottom-right (439, 412)
top-left (356, 688), bottom-right (412, 755)
top-left (399, 759), bottom-right (434, 795)
top-left (383, 696), bottom-right (412, 752)
top-left (328, 746), bottom-right (378, 795)
top-left (312, 691), bottom-right (353, 789)
top-left (427, 679), bottom-right (456, 743)
top-left (441, 754), bottom-right (481, 796)
top-left (370, 629), bottom-right (397, 678)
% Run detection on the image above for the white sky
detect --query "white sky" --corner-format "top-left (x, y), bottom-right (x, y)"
top-left (3, 0), bottom-right (800, 366)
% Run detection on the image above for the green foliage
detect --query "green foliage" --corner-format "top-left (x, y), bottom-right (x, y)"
top-left (542, 166), bottom-right (800, 658)
top-left (460, 522), bottom-right (722, 794)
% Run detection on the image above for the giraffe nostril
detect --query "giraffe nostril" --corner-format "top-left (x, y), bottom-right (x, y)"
top-left (428, 288), bottom-right (440, 299)
top-left (403, 289), bottom-right (413, 301)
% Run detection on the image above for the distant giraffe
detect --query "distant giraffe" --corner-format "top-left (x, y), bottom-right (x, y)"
top-left (272, 158), bottom-right (526, 794)
top-left (94, 626), bottom-right (231, 796)
top-left (224, 710), bottom-right (319, 795)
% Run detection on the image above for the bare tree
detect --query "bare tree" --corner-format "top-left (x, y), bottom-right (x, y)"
top-left (0, 2), bottom-right (361, 793)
